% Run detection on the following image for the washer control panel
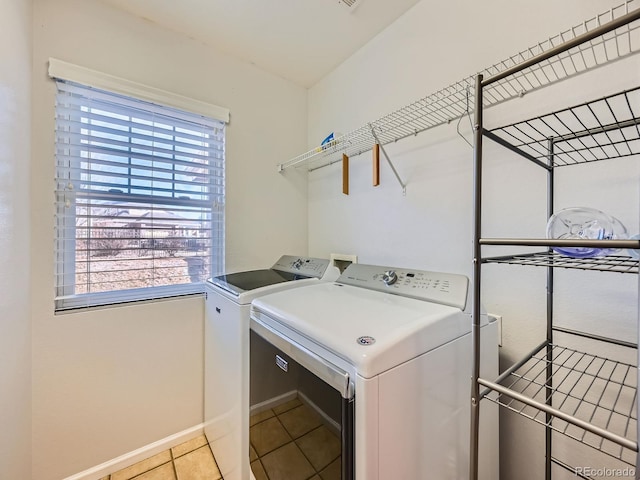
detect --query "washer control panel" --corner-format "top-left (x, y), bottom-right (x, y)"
top-left (273, 255), bottom-right (330, 278)
top-left (337, 263), bottom-right (469, 310)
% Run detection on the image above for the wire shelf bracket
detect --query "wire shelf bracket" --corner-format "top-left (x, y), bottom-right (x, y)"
top-left (368, 123), bottom-right (407, 195)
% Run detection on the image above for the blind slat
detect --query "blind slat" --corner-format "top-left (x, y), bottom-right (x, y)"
top-left (56, 131), bottom-right (224, 165)
top-left (54, 79), bottom-right (225, 311)
top-left (54, 92), bottom-right (226, 133)
top-left (55, 169), bottom-right (220, 199)
top-left (55, 147), bottom-right (224, 176)
top-left (54, 113), bottom-right (225, 151)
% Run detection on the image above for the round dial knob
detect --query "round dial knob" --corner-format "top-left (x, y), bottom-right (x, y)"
top-left (382, 270), bottom-right (398, 286)
top-left (292, 258), bottom-right (303, 269)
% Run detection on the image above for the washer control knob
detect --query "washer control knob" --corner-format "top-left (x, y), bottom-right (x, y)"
top-left (382, 270), bottom-right (398, 286)
top-left (292, 258), bottom-right (303, 269)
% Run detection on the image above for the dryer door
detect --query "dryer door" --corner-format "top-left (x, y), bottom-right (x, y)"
top-left (250, 316), bottom-right (354, 480)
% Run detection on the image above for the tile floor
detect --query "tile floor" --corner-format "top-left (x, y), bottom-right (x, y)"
top-left (100, 396), bottom-right (339, 480)
top-left (249, 397), bottom-right (341, 480)
top-left (100, 434), bottom-right (222, 480)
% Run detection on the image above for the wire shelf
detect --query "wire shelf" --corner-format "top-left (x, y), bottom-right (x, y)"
top-left (480, 342), bottom-right (638, 465)
top-left (483, 252), bottom-right (640, 274)
top-left (280, 78), bottom-right (476, 172)
top-left (487, 87), bottom-right (640, 167)
top-left (279, 1), bottom-right (640, 172)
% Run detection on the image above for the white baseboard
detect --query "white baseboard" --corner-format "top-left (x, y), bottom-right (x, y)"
top-left (62, 423), bottom-right (205, 480)
top-left (297, 391), bottom-right (341, 436)
top-left (249, 390), bottom-right (298, 416)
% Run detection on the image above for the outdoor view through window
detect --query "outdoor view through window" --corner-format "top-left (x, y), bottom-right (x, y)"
top-left (54, 81), bottom-right (225, 310)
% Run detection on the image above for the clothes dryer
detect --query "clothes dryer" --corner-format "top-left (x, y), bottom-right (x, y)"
top-left (249, 263), bottom-right (498, 480)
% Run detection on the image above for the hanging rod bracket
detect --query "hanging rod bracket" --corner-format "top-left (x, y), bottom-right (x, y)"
top-left (368, 123), bottom-right (407, 194)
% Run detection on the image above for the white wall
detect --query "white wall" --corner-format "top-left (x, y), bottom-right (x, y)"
top-left (306, 1), bottom-right (639, 478)
top-left (0, 0), bottom-right (32, 479)
top-left (31, 0), bottom-right (309, 478)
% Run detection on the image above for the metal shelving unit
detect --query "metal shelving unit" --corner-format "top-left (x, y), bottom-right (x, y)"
top-left (470, 6), bottom-right (640, 480)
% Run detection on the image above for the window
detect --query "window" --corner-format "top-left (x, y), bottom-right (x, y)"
top-left (54, 80), bottom-right (225, 311)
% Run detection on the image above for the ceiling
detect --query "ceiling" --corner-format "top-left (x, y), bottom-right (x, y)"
top-left (98, 0), bottom-right (421, 88)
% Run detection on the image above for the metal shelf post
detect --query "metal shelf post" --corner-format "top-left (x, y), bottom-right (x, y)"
top-left (470, 73), bottom-right (484, 480)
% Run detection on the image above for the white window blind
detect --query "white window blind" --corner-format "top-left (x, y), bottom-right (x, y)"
top-left (54, 80), bottom-right (225, 311)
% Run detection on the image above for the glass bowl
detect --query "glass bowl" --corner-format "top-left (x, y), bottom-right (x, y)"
top-left (546, 207), bottom-right (618, 258)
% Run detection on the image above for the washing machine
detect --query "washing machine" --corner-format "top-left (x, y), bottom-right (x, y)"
top-left (204, 255), bottom-right (338, 480)
top-left (249, 262), bottom-right (499, 480)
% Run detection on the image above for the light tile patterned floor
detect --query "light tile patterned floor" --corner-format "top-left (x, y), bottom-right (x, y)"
top-left (250, 397), bottom-right (341, 480)
top-left (101, 435), bottom-right (223, 480)
top-left (100, 396), bottom-right (340, 480)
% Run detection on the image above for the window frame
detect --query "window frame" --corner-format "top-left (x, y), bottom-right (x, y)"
top-left (50, 61), bottom-right (228, 312)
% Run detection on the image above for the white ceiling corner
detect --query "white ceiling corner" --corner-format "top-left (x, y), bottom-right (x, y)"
top-left (97, 0), bottom-right (421, 88)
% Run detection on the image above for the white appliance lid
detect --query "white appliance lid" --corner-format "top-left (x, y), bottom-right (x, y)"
top-left (251, 282), bottom-right (473, 379)
top-left (206, 255), bottom-right (333, 302)
top-left (208, 269), bottom-right (307, 296)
